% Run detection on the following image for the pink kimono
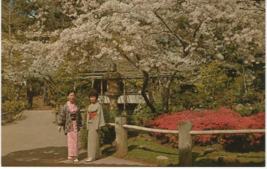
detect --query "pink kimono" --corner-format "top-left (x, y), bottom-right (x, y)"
top-left (67, 101), bottom-right (79, 157)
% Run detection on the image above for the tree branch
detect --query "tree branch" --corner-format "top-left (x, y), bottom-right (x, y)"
top-left (153, 10), bottom-right (186, 49)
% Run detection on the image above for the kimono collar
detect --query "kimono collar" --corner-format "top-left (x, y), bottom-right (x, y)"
top-left (67, 101), bottom-right (77, 113)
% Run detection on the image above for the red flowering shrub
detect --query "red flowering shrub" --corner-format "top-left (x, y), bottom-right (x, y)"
top-left (144, 107), bottom-right (265, 150)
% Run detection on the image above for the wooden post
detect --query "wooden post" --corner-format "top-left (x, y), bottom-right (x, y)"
top-left (115, 117), bottom-right (128, 158)
top-left (178, 122), bottom-right (193, 166)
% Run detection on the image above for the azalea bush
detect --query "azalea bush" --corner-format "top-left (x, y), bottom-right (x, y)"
top-left (144, 107), bottom-right (265, 151)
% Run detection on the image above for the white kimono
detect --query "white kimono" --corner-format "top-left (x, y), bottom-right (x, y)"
top-left (87, 102), bottom-right (105, 159)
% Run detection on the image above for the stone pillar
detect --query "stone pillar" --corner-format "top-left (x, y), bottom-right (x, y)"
top-left (104, 63), bottom-right (122, 117)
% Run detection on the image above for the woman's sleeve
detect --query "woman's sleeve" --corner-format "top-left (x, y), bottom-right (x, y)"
top-left (98, 105), bottom-right (105, 128)
top-left (57, 105), bottom-right (66, 126)
top-left (86, 106), bottom-right (89, 130)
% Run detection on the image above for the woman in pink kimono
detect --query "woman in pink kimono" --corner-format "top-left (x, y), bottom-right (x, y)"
top-left (57, 91), bottom-right (83, 162)
top-left (86, 89), bottom-right (105, 162)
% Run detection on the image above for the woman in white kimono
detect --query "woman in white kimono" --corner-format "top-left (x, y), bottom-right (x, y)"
top-left (86, 89), bottom-right (105, 162)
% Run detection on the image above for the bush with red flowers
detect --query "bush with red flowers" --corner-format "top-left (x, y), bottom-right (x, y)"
top-left (144, 107), bottom-right (265, 151)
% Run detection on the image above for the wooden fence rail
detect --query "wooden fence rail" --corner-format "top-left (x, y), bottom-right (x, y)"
top-left (190, 129), bottom-right (265, 135)
top-left (107, 117), bottom-right (265, 166)
top-left (123, 124), bottom-right (179, 134)
top-left (106, 123), bottom-right (265, 135)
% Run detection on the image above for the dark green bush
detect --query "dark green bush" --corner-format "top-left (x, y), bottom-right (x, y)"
top-left (100, 104), bottom-right (116, 145)
top-left (2, 100), bottom-right (29, 123)
top-left (132, 102), bottom-right (162, 126)
top-left (2, 100), bottom-right (29, 115)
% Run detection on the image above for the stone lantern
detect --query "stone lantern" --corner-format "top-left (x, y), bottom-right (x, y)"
top-left (104, 63), bottom-right (122, 117)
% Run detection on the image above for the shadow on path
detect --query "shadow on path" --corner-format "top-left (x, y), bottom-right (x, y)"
top-left (2, 146), bottom-right (67, 166)
top-left (2, 147), bottom-right (145, 167)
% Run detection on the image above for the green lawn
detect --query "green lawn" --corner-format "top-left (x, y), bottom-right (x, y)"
top-left (101, 137), bottom-right (265, 167)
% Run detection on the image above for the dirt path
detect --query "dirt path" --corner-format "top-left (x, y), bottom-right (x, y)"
top-left (1, 97), bottom-right (147, 167)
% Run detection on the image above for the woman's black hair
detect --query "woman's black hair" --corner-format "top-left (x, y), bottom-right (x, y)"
top-left (88, 89), bottom-right (98, 99)
top-left (67, 90), bottom-right (76, 96)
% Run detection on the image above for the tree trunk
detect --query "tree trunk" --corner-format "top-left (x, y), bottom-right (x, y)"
top-left (44, 78), bottom-right (58, 105)
top-left (148, 79), bottom-right (155, 105)
top-left (119, 53), bottom-right (156, 113)
top-left (141, 71), bottom-right (156, 113)
top-left (161, 71), bottom-right (178, 114)
top-left (242, 65), bottom-right (247, 94)
top-left (162, 86), bottom-right (170, 114)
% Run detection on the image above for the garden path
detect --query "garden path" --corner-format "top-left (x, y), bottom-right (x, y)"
top-left (1, 96), bottom-right (147, 166)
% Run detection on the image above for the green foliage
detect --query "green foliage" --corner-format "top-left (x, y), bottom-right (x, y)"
top-left (75, 91), bottom-right (90, 109)
top-left (79, 125), bottom-right (88, 150)
top-left (100, 105), bottom-right (116, 145)
top-left (53, 67), bottom-right (93, 107)
top-left (234, 101), bottom-right (265, 117)
top-left (2, 0), bottom-right (36, 41)
top-left (2, 80), bottom-right (18, 102)
top-left (2, 100), bottom-right (29, 116)
top-left (169, 60), bottom-right (265, 116)
top-left (194, 61), bottom-right (232, 109)
top-left (102, 138), bottom-right (265, 166)
top-left (132, 102), bottom-right (162, 125)
top-left (170, 88), bottom-right (200, 112)
top-left (132, 104), bottom-right (152, 125)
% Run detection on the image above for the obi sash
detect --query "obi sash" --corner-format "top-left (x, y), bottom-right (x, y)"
top-left (70, 114), bottom-right (76, 121)
top-left (89, 113), bottom-right (97, 120)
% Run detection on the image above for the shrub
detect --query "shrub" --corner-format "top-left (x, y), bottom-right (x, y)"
top-left (2, 100), bottom-right (28, 115)
top-left (132, 103), bottom-right (155, 125)
top-left (79, 125), bottom-right (88, 150)
top-left (233, 101), bottom-right (265, 117)
top-left (2, 100), bottom-right (29, 123)
top-left (145, 107), bottom-right (265, 150)
top-left (132, 102), bottom-right (163, 126)
top-left (100, 105), bottom-right (115, 145)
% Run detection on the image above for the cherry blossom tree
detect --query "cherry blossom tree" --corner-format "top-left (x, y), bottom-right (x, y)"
top-left (4, 0), bottom-right (264, 113)
top-left (46, 0), bottom-right (263, 113)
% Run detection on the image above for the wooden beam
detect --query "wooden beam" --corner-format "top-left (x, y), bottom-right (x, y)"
top-left (105, 123), bottom-right (265, 135)
top-left (105, 123), bottom-right (115, 127)
top-left (190, 129), bottom-right (265, 135)
top-left (123, 124), bottom-right (179, 134)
